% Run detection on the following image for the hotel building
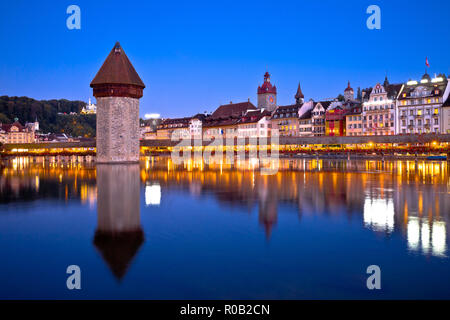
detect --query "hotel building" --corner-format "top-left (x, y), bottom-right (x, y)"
top-left (0, 120), bottom-right (36, 144)
top-left (362, 78), bottom-right (402, 136)
top-left (396, 73), bottom-right (449, 134)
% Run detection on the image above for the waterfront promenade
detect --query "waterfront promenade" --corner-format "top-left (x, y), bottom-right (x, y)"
top-left (1, 133), bottom-right (449, 159)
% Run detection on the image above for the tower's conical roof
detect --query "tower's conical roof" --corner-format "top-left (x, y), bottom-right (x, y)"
top-left (90, 42), bottom-right (145, 88)
top-left (93, 229), bottom-right (144, 280)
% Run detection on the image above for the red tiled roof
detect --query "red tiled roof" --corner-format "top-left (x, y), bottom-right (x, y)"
top-left (0, 121), bottom-right (25, 133)
top-left (257, 72), bottom-right (277, 94)
top-left (211, 101), bottom-right (256, 119)
top-left (238, 109), bottom-right (271, 124)
top-left (90, 42), bottom-right (145, 88)
top-left (203, 117), bottom-right (240, 128)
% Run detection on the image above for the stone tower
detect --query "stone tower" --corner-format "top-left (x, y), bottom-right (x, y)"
top-left (344, 81), bottom-right (354, 101)
top-left (257, 72), bottom-right (277, 111)
top-left (90, 42), bottom-right (145, 163)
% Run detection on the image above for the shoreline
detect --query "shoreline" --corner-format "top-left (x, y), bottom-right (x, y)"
top-left (280, 153), bottom-right (448, 161)
top-left (0, 153), bottom-right (448, 163)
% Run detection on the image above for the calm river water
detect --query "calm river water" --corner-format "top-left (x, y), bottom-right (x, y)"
top-left (0, 156), bottom-right (449, 299)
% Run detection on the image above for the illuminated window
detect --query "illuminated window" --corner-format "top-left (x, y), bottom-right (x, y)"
top-left (434, 108), bottom-right (439, 115)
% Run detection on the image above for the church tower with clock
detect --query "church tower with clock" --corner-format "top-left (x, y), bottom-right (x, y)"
top-left (257, 72), bottom-right (277, 111)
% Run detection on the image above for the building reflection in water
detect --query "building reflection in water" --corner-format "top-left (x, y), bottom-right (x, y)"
top-left (94, 164), bottom-right (144, 280)
top-left (145, 182), bottom-right (161, 206)
top-left (141, 157), bottom-right (449, 256)
top-left (407, 217), bottom-right (447, 257)
top-left (363, 198), bottom-right (395, 233)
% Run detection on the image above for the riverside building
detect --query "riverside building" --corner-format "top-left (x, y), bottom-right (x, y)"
top-left (362, 78), bottom-right (402, 136)
top-left (396, 73), bottom-right (449, 134)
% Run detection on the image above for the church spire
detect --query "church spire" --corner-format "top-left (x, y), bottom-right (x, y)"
top-left (383, 75), bottom-right (389, 88)
top-left (295, 82), bottom-right (304, 104)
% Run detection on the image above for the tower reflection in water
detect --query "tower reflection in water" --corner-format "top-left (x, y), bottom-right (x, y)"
top-left (94, 164), bottom-right (144, 280)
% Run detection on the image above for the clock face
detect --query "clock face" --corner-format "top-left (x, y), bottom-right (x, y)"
top-left (268, 95), bottom-right (274, 104)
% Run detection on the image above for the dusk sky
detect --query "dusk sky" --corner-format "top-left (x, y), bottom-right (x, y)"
top-left (1, 0), bottom-right (450, 118)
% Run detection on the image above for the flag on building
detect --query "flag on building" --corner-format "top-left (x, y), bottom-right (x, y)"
top-left (426, 57), bottom-right (430, 68)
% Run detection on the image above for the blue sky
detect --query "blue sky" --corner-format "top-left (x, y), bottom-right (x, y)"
top-left (1, 0), bottom-right (449, 118)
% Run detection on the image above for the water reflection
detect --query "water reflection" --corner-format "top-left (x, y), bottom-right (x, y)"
top-left (140, 157), bottom-right (450, 256)
top-left (145, 183), bottom-right (161, 206)
top-left (1, 156), bottom-right (449, 259)
top-left (94, 164), bottom-right (143, 280)
top-left (407, 217), bottom-right (447, 257)
top-left (363, 198), bottom-right (395, 233)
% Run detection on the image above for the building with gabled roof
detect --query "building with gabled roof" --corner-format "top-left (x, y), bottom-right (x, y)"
top-left (362, 78), bottom-right (401, 136)
top-left (211, 101), bottom-right (256, 119)
top-left (236, 109), bottom-right (273, 137)
top-left (201, 101), bottom-right (257, 139)
top-left (311, 101), bottom-right (333, 136)
top-left (0, 120), bottom-right (36, 144)
top-left (156, 117), bottom-right (191, 139)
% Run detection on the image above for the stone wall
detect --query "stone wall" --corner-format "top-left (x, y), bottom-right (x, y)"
top-left (96, 96), bottom-right (140, 163)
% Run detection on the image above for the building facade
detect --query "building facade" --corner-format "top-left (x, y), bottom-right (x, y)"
top-left (345, 106), bottom-right (363, 136)
top-left (325, 106), bottom-right (348, 136)
top-left (271, 104), bottom-right (301, 137)
top-left (443, 96), bottom-right (450, 134)
top-left (0, 121), bottom-right (36, 144)
top-left (156, 117), bottom-right (191, 139)
top-left (396, 73), bottom-right (449, 134)
top-left (311, 101), bottom-right (332, 136)
top-left (362, 78), bottom-right (401, 136)
top-left (298, 110), bottom-right (312, 137)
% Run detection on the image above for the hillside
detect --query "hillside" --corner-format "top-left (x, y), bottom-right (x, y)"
top-left (0, 95), bottom-right (96, 137)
